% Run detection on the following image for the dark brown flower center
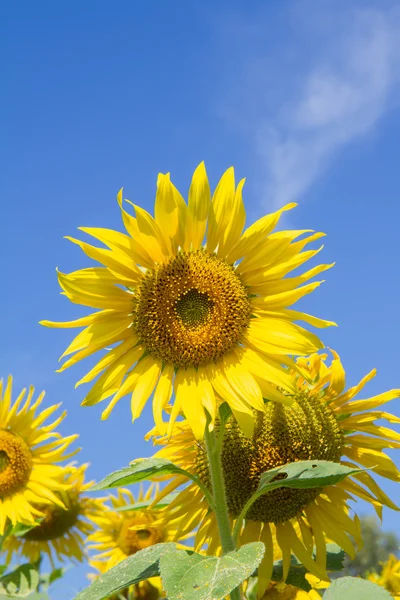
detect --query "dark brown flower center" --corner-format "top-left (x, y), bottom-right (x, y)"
top-left (0, 430), bottom-right (33, 498)
top-left (133, 249), bottom-right (251, 368)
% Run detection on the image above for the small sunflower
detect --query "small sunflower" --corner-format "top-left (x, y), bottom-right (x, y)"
top-left (261, 581), bottom-right (321, 599)
top-left (150, 350), bottom-right (400, 596)
top-left (0, 375), bottom-right (79, 534)
top-left (87, 485), bottom-right (187, 573)
top-left (3, 463), bottom-right (101, 564)
top-left (41, 163), bottom-right (334, 438)
top-left (367, 555), bottom-right (400, 598)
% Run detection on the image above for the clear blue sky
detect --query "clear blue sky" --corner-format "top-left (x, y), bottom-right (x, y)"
top-left (1, 1), bottom-right (400, 598)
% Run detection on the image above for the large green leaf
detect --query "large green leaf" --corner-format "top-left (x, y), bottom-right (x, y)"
top-left (0, 563), bottom-right (40, 597)
top-left (257, 460), bottom-right (361, 492)
top-left (159, 542), bottom-right (265, 600)
top-left (324, 576), bottom-right (393, 599)
top-left (74, 543), bottom-right (177, 600)
top-left (91, 458), bottom-right (193, 491)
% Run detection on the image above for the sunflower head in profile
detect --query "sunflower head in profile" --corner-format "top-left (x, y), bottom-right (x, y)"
top-left (367, 554), bottom-right (400, 599)
top-left (0, 375), bottom-right (79, 534)
top-left (87, 486), bottom-right (187, 599)
top-left (3, 463), bottom-right (101, 565)
top-left (150, 350), bottom-right (400, 597)
top-left (41, 163), bottom-right (335, 438)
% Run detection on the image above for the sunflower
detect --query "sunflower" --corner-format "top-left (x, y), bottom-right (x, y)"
top-left (149, 350), bottom-right (400, 596)
top-left (0, 375), bottom-right (79, 534)
top-left (3, 463), bottom-right (100, 565)
top-left (41, 163), bottom-right (335, 438)
top-left (87, 485), bottom-right (188, 574)
top-left (261, 581), bottom-right (321, 599)
top-left (367, 555), bottom-right (400, 598)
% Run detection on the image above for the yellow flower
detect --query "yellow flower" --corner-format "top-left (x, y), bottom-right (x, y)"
top-left (261, 581), bottom-right (321, 599)
top-left (87, 485), bottom-right (188, 573)
top-left (150, 350), bottom-right (400, 596)
top-left (0, 375), bottom-right (79, 534)
top-left (3, 463), bottom-right (101, 565)
top-left (367, 554), bottom-right (400, 598)
top-left (41, 163), bottom-right (334, 438)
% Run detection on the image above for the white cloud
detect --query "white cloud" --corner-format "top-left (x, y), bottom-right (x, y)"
top-left (217, 4), bottom-right (400, 208)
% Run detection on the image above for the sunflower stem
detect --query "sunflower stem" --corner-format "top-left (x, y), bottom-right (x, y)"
top-left (204, 425), bottom-right (243, 600)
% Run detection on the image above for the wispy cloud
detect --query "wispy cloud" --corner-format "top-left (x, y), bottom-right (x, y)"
top-left (217, 4), bottom-right (400, 208)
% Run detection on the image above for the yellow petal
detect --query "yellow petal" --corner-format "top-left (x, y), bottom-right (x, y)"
top-left (155, 173), bottom-right (188, 253)
top-left (175, 368), bottom-right (207, 440)
top-left (152, 364), bottom-right (174, 434)
top-left (246, 318), bottom-right (323, 356)
top-left (130, 357), bottom-right (162, 421)
top-left (187, 162), bottom-right (211, 249)
top-left (336, 389), bottom-right (400, 414)
top-left (226, 203), bottom-right (297, 263)
top-left (207, 167), bottom-right (236, 254)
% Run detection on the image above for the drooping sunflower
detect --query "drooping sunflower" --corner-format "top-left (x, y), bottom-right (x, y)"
top-left (149, 350), bottom-right (400, 596)
top-left (2, 463), bottom-right (101, 565)
top-left (87, 485), bottom-right (188, 573)
top-left (0, 375), bottom-right (79, 534)
top-left (367, 555), bottom-right (400, 598)
top-left (41, 163), bottom-right (335, 438)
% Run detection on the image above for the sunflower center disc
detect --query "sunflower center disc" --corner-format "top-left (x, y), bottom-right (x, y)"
top-left (0, 430), bottom-right (33, 497)
top-left (116, 518), bottom-right (164, 555)
top-left (23, 496), bottom-right (80, 541)
top-left (133, 249), bottom-right (251, 368)
top-left (196, 392), bottom-right (344, 524)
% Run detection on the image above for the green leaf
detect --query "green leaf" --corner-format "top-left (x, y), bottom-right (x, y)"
top-left (39, 567), bottom-right (67, 590)
top-left (159, 542), bottom-right (265, 600)
top-left (0, 563), bottom-right (40, 597)
top-left (10, 521), bottom-right (43, 537)
top-left (74, 542), bottom-right (177, 600)
top-left (325, 543), bottom-right (346, 571)
top-left (91, 458), bottom-right (192, 491)
top-left (324, 576), bottom-right (393, 599)
top-left (115, 492), bottom-right (180, 512)
top-left (218, 402), bottom-right (233, 426)
top-left (258, 460), bottom-right (361, 493)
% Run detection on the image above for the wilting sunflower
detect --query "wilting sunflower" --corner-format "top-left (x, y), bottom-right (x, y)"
top-left (3, 463), bottom-right (101, 565)
top-left (367, 555), bottom-right (400, 598)
top-left (0, 375), bottom-right (79, 534)
top-left (87, 485), bottom-right (188, 573)
top-left (149, 350), bottom-right (400, 596)
top-left (41, 163), bottom-right (335, 438)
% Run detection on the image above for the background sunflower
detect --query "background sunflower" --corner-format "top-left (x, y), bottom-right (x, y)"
top-left (3, 463), bottom-right (101, 565)
top-left (0, 376), bottom-right (79, 534)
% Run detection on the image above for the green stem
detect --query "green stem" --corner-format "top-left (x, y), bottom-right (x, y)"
top-left (204, 426), bottom-right (243, 600)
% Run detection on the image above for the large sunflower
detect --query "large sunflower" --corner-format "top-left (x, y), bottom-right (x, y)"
top-left (149, 350), bottom-right (400, 596)
top-left (87, 485), bottom-right (188, 573)
top-left (41, 163), bottom-right (334, 438)
top-left (3, 463), bottom-right (101, 565)
top-left (0, 375), bottom-right (79, 534)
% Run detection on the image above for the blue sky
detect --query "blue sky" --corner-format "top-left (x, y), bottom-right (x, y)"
top-left (1, 0), bottom-right (400, 597)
